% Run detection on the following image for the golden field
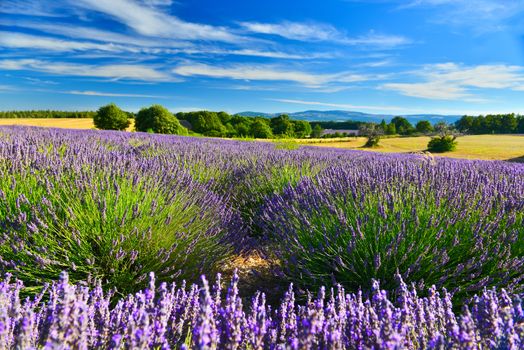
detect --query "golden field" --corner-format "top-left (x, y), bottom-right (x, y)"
top-left (0, 118), bottom-right (135, 131)
top-left (301, 135), bottom-right (524, 162)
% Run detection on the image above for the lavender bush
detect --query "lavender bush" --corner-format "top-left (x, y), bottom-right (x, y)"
top-left (260, 158), bottom-right (524, 299)
top-left (0, 127), bottom-right (239, 294)
top-left (1, 271), bottom-right (524, 349)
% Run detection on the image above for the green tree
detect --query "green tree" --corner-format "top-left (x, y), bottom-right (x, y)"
top-left (379, 119), bottom-right (387, 133)
top-left (386, 123), bottom-right (396, 135)
top-left (518, 116), bottom-right (524, 133)
top-left (292, 120), bottom-right (312, 138)
top-left (311, 124), bottom-right (323, 138)
top-left (217, 111), bottom-right (232, 124)
top-left (93, 103), bottom-right (131, 131)
top-left (270, 114), bottom-right (295, 137)
top-left (359, 123), bottom-right (383, 147)
top-left (415, 120), bottom-right (433, 134)
top-left (235, 122), bottom-right (251, 136)
top-left (191, 111), bottom-right (227, 136)
top-left (455, 115), bottom-right (474, 133)
top-left (135, 105), bottom-right (188, 135)
top-left (500, 114), bottom-right (518, 133)
top-left (391, 116), bottom-right (415, 135)
top-left (250, 119), bottom-right (273, 138)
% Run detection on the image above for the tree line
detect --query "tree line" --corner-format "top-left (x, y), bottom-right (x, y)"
top-left (4, 107), bottom-right (524, 136)
top-left (92, 104), bottom-right (314, 138)
top-left (0, 110), bottom-right (97, 118)
top-left (455, 114), bottom-right (524, 134)
top-left (175, 111), bottom-right (312, 138)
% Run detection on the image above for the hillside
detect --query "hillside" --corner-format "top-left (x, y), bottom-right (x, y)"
top-left (237, 110), bottom-right (462, 125)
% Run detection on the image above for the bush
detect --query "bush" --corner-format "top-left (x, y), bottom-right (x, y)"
top-left (364, 135), bottom-right (380, 147)
top-left (135, 105), bottom-right (188, 135)
top-left (93, 103), bottom-right (130, 131)
top-left (260, 160), bottom-right (524, 300)
top-left (0, 131), bottom-right (234, 294)
top-left (428, 135), bottom-right (457, 152)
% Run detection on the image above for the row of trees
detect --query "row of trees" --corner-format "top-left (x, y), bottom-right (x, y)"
top-left (95, 104), bottom-right (188, 134)
top-left (94, 104), bottom-right (315, 138)
top-left (455, 114), bottom-right (524, 134)
top-left (0, 110), bottom-right (96, 118)
top-left (359, 119), bottom-right (460, 152)
top-left (176, 111), bottom-right (313, 138)
top-left (315, 117), bottom-right (436, 136)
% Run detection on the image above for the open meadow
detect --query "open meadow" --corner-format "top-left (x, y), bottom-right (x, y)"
top-left (302, 134), bottom-right (524, 162)
top-left (1, 125), bottom-right (523, 348)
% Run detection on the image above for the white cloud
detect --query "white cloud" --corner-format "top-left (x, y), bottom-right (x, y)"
top-left (0, 59), bottom-right (172, 82)
top-left (0, 0), bottom-right (63, 17)
top-left (382, 63), bottom-right (524, 100)
top-left (2, 20), bottom-right (316, 60)
top-left (240, 21), bottom-right (411, 47)
top-left (66, 90), bottom-right (168, 98)
top-left (240, 21), bottom-right (342, 42)
top-left (0, 32), bottom-right (126, 52)
top-left (382, 81), bottom-right (469, 100)
top-left (0, 19), bottom-right (192, 49)
top-left (402, 0), bottom-right (524, 32)
top-left (172, 62), bottom-right (373, 87)
top-left (74, 0), bottom-right (244, 43)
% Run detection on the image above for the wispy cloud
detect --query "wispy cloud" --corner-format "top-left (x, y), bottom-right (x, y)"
top-left (402, 0), bottom-right (524, 32)
top-left (240, 21), bottom-right (411, 47)
top-left (0, 59), bottom-right (172, 82)
top-left (1, 20), bottom-right (317, 60)
top-left (24, 77), bottom-right (58, 85)
top-left (269, 98), bottom-right (409, 112)
top-left (0, 19), bottom-right (192, 48)
top-left (0, 84), bottom-right (19, 92)
top-left (66, 90), bottom-right (169, 98)
top-left (0, 0), bottom-right (64, 17)
top-left (73, 0), bottom-right (244, 43)
top-left (382, 63), bottom-right (524, 100)
top-left (172, 62), bottom-right (372, 87)
top-left (0, 32), bottom-right (127, 52)
top-left (382, 81), bottom-right (470, 100)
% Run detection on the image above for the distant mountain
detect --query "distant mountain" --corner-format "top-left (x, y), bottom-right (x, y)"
top-left (236, 110), bottom-right (462, 125)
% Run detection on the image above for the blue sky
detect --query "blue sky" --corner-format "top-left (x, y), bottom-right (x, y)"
top-left (1, 0), bottom-right (524, 115)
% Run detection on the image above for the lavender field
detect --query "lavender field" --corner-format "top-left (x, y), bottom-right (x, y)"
top-left (1, 126), bottom-right (524, 349)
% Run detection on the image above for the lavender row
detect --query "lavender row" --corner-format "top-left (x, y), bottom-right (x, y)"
top-left (2, 271), bottom-right (524, 349)
top-left (260, 156), bottom-right (524, 298)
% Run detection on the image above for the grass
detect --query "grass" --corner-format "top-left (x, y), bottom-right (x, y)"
top-left (302, 135), bottom-right (524, 162)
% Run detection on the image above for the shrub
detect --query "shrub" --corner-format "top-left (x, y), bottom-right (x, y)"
top-left (0, 130), bottom-right (234, 294)
top-left (135, 105), bottom-right (188, 135)
top-left (364, 135), bottom-right (380, 147)
top-left (260, 159), bottom-right (524, 300)
top-left (93, 103), bottom-right (130, 131)
top-left (428, 135), bottom-right (457, 152)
